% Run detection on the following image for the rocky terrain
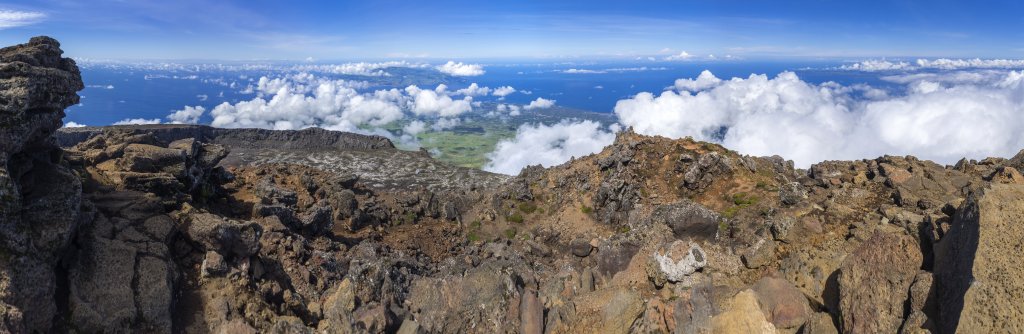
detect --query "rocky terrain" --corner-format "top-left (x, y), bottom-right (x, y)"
top-left (2, 36), bottom-right (1023, 333)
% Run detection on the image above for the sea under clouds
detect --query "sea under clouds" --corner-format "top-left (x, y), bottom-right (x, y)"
top-left (67, 58), bottom-right (1024, 174)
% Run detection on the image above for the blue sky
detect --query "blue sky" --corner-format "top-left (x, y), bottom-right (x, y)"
top-left (2, 0), bottom-right (1023, 60)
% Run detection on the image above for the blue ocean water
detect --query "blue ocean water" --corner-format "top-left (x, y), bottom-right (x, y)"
top-left (66, 60), bottom-right (893, 126)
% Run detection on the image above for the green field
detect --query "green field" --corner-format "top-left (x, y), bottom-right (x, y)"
top-left (380, 106), bottom-right (616, 170)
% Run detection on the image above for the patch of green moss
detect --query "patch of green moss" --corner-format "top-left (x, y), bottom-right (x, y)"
top-left (467, 231), bottom-right (482, 243)
top-left (518, 202), bottom-right (538, 214)
top-left (580, 205), bottom-right (593, 214)
top-left (506, 213), bottom-right (524, 224)
top-left (503, 227), bottom-right (517, 239)
top-left (731, 192), bottom-right (759, 206)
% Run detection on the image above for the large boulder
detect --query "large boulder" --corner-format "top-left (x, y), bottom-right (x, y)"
top-left (837, 231), bottom-right (922, 333)
top-left (711, 290), bottom-right (777, 333)
top-left (752, 276), bottom-right (812, 331)
top-left (647, 200), bottom-right (721, 240)
top-left (933, 184), bottom-right (1024, 333)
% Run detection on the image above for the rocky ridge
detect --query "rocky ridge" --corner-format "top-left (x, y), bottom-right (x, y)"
top-left (2, 36), bottom-right (1023, 333)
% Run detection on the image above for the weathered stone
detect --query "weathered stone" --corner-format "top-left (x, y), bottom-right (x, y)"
top-left (838, 231), bottom-right (922, 334)
top-left (711, 290), bottom-right (777, 333)
top-left (648, 240), bottom-right (706, 285)
top-left (801, 312), bottom-right (838, 334)
top-left (184, 212), bottom-right (262, 258)
top-left (520, 289), bottom-right (543, 334)
top-left (779, 182), bottom-right (807, 206)
top-left (742, 238), bottom-right (776, 269)
top-left (684, 152), bottom-right (733, 190)
top-left (933, 184), bottom-right (1024, 334)
top-left (570, 237), bottom-right (593, 257)
top-left (752, 276), bottom-right (812, 330)
top-left (648, 200), bottom-right (721, 240)
top-left (569, 286), bottom-right (644, 334)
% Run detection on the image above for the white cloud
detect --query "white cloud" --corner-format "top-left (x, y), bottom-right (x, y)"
top-left (455, 83), bottom-right (492, 96)
top-left (431, 118), bottom-right (461, 131)
top-left (492, 86), bottom-right (517, 97)
top-left (405, 85), bottom-right (474, 117)
top-left (0, 10), bottom-right (45, 29)
top-left (207, 74), bottom-right (405, 132)
top-left (292, 61), bottom-right (427, 76)
top-left (63, 121), bottom-right (86, 128)
top-left (496, 103), bottom-right (522, 116)
top-left (562, 67), bottom-right (667, 74)
top-left (615, 70), bottom-right (1024, 167)
top-left (435, 61), bottom-right (485, 76)
top-left (114, 118), bottom-right (162, 125)
top-left (843, 58), bottom-right (1024, 72)
top-left (197, 94), bottom-right (208, 101)
top-left (524, 97), bottom-right (556, 110)
top-left (840, 60), bottom-right (911, 71)
top-left (403, 120), bottom-right (427, 135)
top-left (484, 120), bottom-right (616, 174)
top-left (673, 70), bottom-right (721, 92)
top-left (562, 69), bottom-right (606, 74)
top-left (86, 84), bottom-right (115, 89)
top-left (665, 51), bottom-right (693, 61)
top-left (167, 106), bottom-right (205, 124)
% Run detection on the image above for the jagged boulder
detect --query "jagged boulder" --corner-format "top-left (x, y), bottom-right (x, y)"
top-left (838, 231), bottom-right (922, 333)
top-left (183, 212), bottom-right (262, 259)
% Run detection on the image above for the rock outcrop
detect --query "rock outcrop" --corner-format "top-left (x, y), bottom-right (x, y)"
top-left (0, 36), bottom-right (84, 333)
top-left (933, 184), bottom-right (1024, 333)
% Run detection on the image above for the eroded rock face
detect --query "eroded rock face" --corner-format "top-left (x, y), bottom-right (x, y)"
top-left (934, 184), bottom-right (1024, 333)
top-left (838, 231), bottom-right (923, 334)
top-left (0, 36), bottom-right (84, 333)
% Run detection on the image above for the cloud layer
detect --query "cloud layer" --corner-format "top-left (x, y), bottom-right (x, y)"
top-left (484, 120), bottom-right (616, 174)
top-left (842, 58), bottom-right (1024, 71)
top-left (615, 70), bottom-right (1024, 167)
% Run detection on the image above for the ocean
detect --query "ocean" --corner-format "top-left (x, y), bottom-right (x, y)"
top-left (66, 60), bottom-right (894, 126)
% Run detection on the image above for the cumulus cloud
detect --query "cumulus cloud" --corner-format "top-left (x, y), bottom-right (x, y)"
top-left (484, 120), bottom-right (616, 174)
top-left (665, 51), bottom-right (693, 61)
top-left (436, 61), bottom-right (485, 76)
top-left (0, 10), bottom-right (45, 29)
top-left (492, 86), bottom-right (517, 97)
top-left (405, 85), bottom-right (474, 117)
top-left (63, 121), bottom-right (86, 128)
top-left (673, 70), bottom-right (721, 91)
top-left (615, 70), bottom-right (1024, 167)
top-left (403, 120), bottom-right (427, 135)
top-left (496, 103), bottom-right (522, 116)
top-left (114, 118), bottom-right (162, 125)
top-left (455, 83), bottom-right (492, 96)
top-left (524, 97), bottom-right (556, 110)
top-left (86, 84), bottom-right (115, 89)
top-left (206, 74), bottom-right (405, 132)
top-left (167, 106), bottom-right (205, 124)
